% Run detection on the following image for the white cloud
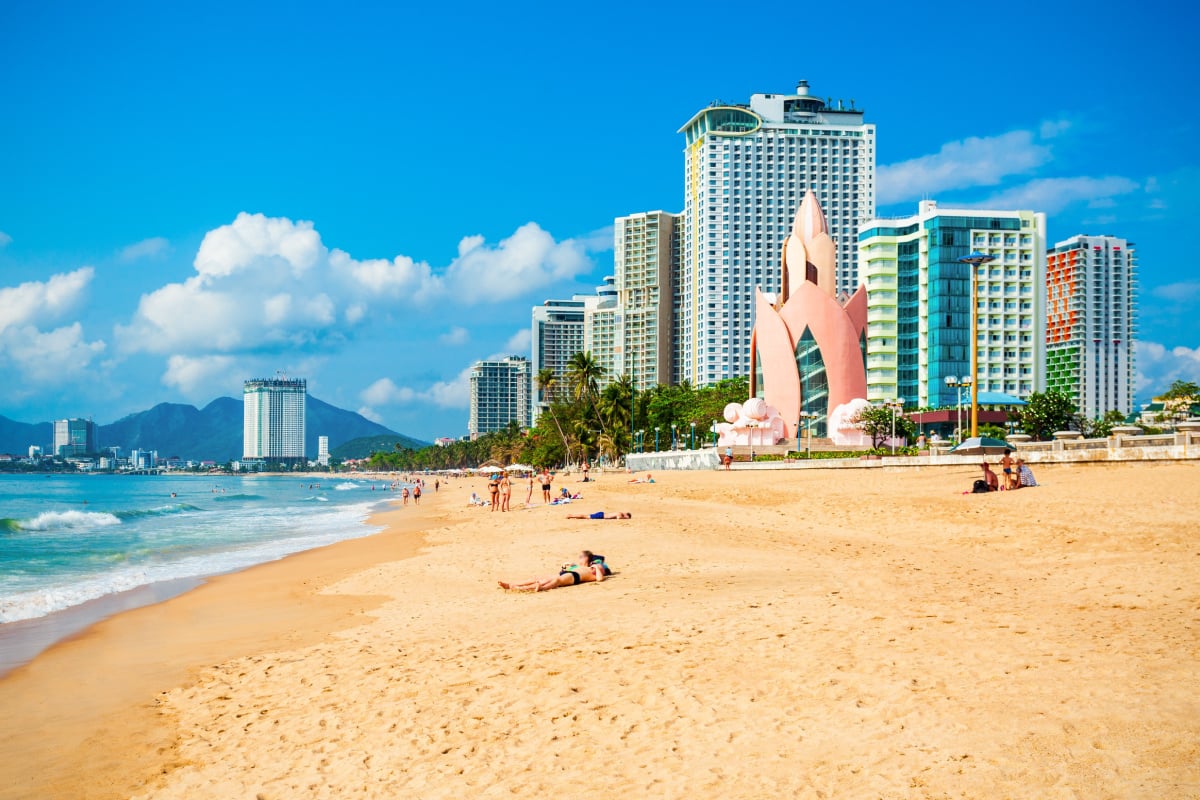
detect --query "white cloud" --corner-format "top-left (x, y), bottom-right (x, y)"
top-left (974, 176), bottom-right (1139, 215)
top-left (361, 377), bottom-right (415, 405)
top-left (162, 354), bottom-right (237, 396)
top-left (445, 223), bottom-right (592, 304)
top-left (194, 213), bottom-right (322, 281)
top-left (1151, 282), bottom-right (1200, 303)
top-left (119, 237), bottom-right (169, 262)
top-left (877, 129), bottom-right (1052, 205)
top-left (1136, 341), bottom-right (1200, 396)
top-left (357, 405), bottom-right (384, 424)
top-left (498, 328), bottom-right (531, 356)
top-left (359, 364), bottom-right (473, 413)
top-left (0, 267), bottom-right (94, 334)
top-left (439, 326), bottom-right (469, 346)
top-left (0, 231), bottom-right (11, 248)
top-left (117, 213), bottom-right (595, 357)
top-left (0, 323), bottom-right (106, 384)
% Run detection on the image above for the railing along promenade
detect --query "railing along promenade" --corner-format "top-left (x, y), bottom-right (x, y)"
top-left (625, 421), bottom-right (1200, 471)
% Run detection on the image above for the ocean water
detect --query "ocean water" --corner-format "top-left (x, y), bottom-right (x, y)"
top-left (0, 473), bottom-right (397, 625)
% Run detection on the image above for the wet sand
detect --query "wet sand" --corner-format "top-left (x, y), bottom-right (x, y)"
top-left (1, 464), bottom-right (1197, 799)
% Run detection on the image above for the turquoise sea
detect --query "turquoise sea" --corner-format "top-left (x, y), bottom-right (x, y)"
top-left (0, 473), bottom-right (397, 627)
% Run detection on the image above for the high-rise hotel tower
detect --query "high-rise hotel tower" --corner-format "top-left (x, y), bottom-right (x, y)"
top-left (677, 80), bottom-right (875, 385)
top-left (859, 201), bottom-right (1046, 407)
top-left (1046, 235), bottom-right (1137, 419)
top-left (243, 377), bottom-right (307, 466)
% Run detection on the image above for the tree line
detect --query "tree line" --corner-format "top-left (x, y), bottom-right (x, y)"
top-left (366, 352), bottom-right (748, 471)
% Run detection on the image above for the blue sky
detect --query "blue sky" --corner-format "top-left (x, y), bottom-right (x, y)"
top-left (2, 0), bottom-right (1198, 441)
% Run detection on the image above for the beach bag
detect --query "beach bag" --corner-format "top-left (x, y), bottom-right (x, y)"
top-left (971, 479), bottom-right (990, 493)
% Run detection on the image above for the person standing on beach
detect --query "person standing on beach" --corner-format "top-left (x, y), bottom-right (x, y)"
top-left (488, 473), bottom-right (501, 511)
top-left (401, 486), bottom-right (410, 505)
top-left (499, 472), bottom-right (512, 512)
top-left (1000, 450), bottom-right (1016, 490)
top-left (413, 484), bottom-right (421, 505)
top-left (526, 472), bottom-right (534, 506)
top-left (539, 468), bottom-right (553, 504)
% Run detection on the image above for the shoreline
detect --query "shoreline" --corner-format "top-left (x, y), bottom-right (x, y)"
top-left (0, 496), bottom-right (438, 800)
top-left (2, 466), bottom-right (1197, 798)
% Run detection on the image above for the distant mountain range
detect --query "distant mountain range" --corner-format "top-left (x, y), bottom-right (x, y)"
top-left (0, 396), bottom-right (430, 462)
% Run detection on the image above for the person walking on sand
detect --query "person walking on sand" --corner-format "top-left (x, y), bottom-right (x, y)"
top-left (526, 472), bottom-right (534, 506)
top-left (401, 486), bottom-right (410, 505)
top-left (412, 484), bottom-right (421, 505)
top-left (499, 472), bottom-right (512, 512)
top-left (498, 550), bottom-right (611, 592)
top-left (539, 468), bottom-right (553, 504)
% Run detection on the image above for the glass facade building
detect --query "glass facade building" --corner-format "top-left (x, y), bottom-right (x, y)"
top-left (860, 201), bottom-right (1046, 408)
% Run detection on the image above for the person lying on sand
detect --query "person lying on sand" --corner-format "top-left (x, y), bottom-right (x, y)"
top-left (498, 550), bottom-right (611, 592)
top-left (566, 511), bottom-right (632, 519)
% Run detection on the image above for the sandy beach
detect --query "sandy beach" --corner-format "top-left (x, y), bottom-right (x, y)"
top-left (2, 462), bottom-right (1198, 799)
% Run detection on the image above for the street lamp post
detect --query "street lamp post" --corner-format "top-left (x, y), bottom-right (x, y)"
top-left (690, 422), bottom-right (695, 450)
top-left (799, 411), bottom-right (816, 458)
top-left (654, 426), bottom-right (660, 452)
top-left (887, 398), bottom-right (903, 455)
top-left (958, 251), bottom-right (996, 438)
top-left (671, 424), bottom-right (678, 450)
top-left (712, 420), bottom-right (719, 447)
top-left (944, 376), bottom-right (972, 443)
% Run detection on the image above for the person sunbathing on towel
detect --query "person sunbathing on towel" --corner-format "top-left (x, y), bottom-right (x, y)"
top-left (498, 551), bottom-right (611, 592)
top-left (566, 511), bottom-right (631, 519)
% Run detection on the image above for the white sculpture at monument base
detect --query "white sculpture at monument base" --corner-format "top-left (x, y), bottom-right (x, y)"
top-left (715, 398), bottom-right (786, 447)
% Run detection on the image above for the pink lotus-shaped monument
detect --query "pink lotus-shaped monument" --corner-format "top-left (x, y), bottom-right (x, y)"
top-left (749, 190), bottom-right (869, 444)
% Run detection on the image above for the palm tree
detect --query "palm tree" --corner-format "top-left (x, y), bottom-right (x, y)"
top-left (535, 367), bottom-right (572, 463)
top-left (598, 375), bottom-right (633, 455)
top-left (567, 351), bottom-right (607, 437)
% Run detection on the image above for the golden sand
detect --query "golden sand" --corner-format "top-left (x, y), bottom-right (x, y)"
top-left (1, 462), bottom-right (1198, 799)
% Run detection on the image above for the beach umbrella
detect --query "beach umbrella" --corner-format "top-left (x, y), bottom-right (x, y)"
top-left (950, 436), bottom-right (1012, 456)
top-left (505, 463), bottom-right (533, 472)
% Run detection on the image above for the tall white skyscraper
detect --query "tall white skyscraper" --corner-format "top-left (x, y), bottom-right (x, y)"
top-left (614, 211), bottom-right (678, 390)
top-left (677, 80), bottom-right (875, 385)
top-left (1046, 234), bottom-right (1137, 419)
top-left (243, 378), bottom-right (306, 465)
top-left (468, 356), bottom-right (531, 436)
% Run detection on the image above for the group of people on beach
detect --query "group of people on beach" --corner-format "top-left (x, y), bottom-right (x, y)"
top-left (977, 451), bottom-right (1038, 492)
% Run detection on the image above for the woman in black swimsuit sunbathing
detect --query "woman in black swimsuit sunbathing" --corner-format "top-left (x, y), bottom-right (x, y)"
top-left (498, 550), bottom-right (610, 592)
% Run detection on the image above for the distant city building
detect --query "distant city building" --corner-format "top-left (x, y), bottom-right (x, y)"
top-left (434, 437), bottom-right (457, 447)
top-left (677, 80), bottom-right (875, 385)
top-left (317, 435), bottom-right (330, 466)
top-left (859, 201), bottom-right (1046, 407)
top-left (530, 280), bottom-right (621, 419)
top-left (1046, 234), bottom-right (1137, 419)
top-left (585, 276), bottom-right (621, 387)
top-left (243, 378), bottom-right (307, 466)
top-left (128, 449), bottom-right (157, 469)
top-left (614, 211), bottom-right (678, 390)
top-left (53, 418), bottom-right (97, 457)
top-left (468, 356), bottom-right (531, 436)
top-left (28, 445), bottom-right (42, 459)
